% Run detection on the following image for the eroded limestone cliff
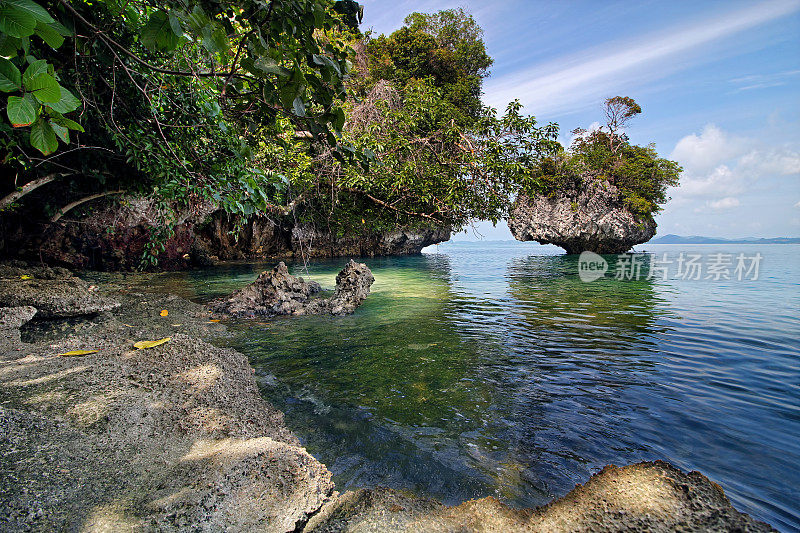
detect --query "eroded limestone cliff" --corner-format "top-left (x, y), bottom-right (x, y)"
top-left (509, 178), bottom-right (656, 254)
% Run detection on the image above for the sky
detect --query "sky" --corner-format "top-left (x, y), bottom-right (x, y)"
top-left (360, 0), bottom-right (800, 240)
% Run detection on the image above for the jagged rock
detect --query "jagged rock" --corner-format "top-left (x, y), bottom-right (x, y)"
top-left (210, 260), bottom-right (374, 318)
top-left (307, 260), bottom-right (375, 316)
top-left (509, 178), bottom-right (656, 254)
top-left (209, 262), bottom-right (322, 317)
top-left (0, 306), bottom-right (37, 349)
top-left (189, 238), bottom-right (216, 267)
top-left (0, 264), bottom-right (120, 318)
top-left (289, 224), bottom-right (451, 258)
top-left (0, 261), bottom-right (73, 280)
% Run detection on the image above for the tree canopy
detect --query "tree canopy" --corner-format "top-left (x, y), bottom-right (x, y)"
top-left (1, 3), bottom-right (679, 268)
top-left (534, 97), bottom-right (681, 218)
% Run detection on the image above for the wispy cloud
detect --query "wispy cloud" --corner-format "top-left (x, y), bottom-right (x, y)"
top-left (483, 0), bottom-right (800, 116)
top-left (729, 69), bottom-right (800, 91)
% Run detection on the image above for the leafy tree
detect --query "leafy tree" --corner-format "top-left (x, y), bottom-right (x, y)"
top-left (358, 8), bottom-right (492, 125)
top-left (0, 0), bottom-right (365, 266)
top-left (534, 98), bottom-right (680, 218)
top-left (291, 9), bottom-right (558, 234)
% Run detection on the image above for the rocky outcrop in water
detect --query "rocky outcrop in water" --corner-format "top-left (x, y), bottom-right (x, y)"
top-left (210, 260), bottom-right (374, 318)
top-left (0, 262), bottom-right (119, 318)
top-left (508, 178), bottom-right (656, 254)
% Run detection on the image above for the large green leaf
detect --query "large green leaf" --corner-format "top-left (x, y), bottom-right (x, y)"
top-left (254, 57), bottom-right (292, 77)
top-left (0, 3), bottom-right (36, 37)
top-left (29, 117), bottom-right (57, 154)
top-left (3, 0), bottom-right (53, 24)
top-left (0, 57), bottom-right (21, 92)
top-left (34, 20), bottom-right (63, 48)
top-left (6, 94), bottom-right (36, 126)
top-left (26, 72), bottom-right (59, 102)
top-left (0, 33), bottom-right (21, 55)
top-left (46, 85), bottom-right (80, 113)
top-left (51, 114), bottom-right (83, 131)
top-left (201, 21), bottom-right (228, 54)
top-left (49, 119), bottom-right (67, 143)
top-left (140, 11), bottom-right (180, 52)
top-left (21, 58), bottom-right (46, 85)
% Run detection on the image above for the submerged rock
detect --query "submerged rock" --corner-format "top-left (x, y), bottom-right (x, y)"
top-left (0, 263), bottom-right (119, 318)
top-left (210, 260), bottom-right (374, 318)
top-left (508, 178), bottom-right (656, 254)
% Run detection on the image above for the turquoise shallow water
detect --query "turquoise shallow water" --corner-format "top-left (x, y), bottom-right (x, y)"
top-left (131, 241), bottom-right (799, 530)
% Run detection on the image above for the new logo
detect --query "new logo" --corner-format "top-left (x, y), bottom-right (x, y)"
top-left (578, 251), bottom-right (608, 282)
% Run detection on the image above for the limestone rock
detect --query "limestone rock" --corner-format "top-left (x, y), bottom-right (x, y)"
top-left (509, 178), bottom-right (656, 254)
top-left (308, 260), bottom-right (375, 316)
top-left (210, 260), bottom-right (374, 318)
top-left (0, 306), bottom-right (37, 349)
top-left (0, 265), bottom-right (119, 318)
top-left (305, 461), bottom-right (774, 532)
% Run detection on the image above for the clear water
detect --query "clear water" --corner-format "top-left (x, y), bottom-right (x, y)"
top-left (129, 242), bottom-right (800, 531)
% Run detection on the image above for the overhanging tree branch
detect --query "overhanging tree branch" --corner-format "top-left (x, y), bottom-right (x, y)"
top-left (50, 190), bottom-right (125, 223)
top-left (0, 173), bottom-right (72, 211)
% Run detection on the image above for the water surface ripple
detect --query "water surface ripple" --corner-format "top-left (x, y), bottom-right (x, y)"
top-left (129, 242), bottom-right (800, 531)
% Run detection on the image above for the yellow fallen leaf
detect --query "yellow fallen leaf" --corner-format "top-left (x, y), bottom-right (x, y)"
top-left (160, 309), bottom-right (168, 317)
top-left (123, 324), bottom-right (134, 328)
top-left (171, 323), bottom-right (182, 327)
top-left (134, 337), bottom-right (171, 350)
top-left (20, 275), bottom-right (32, 280)
top-left (209, 319), bottom-right (220, 323)
top-left (58, 350), bottom-right (98, 357)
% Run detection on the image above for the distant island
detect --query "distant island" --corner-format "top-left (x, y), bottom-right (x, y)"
top-left (650, 234), bottom-right (800, 244)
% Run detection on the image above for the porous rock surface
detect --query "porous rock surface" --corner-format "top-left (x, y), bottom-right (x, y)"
top-left (509, 178), bottom-right (656, 254)
top-left (0, 292), bottom-right (335, 532)
top-left (306, 462), bottom-right (773, 532)
top-left (0, 306), bottom-right (36, 349)
top-left (210, 260), bottom-right (374, 318)
top-left (0, 261), bottom-right (119, 318)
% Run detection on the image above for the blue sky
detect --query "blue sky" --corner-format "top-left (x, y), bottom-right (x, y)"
top-left (360, 0), bottom-right (800, 240)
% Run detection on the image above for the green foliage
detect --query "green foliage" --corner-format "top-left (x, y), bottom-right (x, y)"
top-left (359, 8), bottom-right (492, 125)
top-left (0, 0), bottom-right (82, 154)
top-left (531, 98), bottom-right (681, 219)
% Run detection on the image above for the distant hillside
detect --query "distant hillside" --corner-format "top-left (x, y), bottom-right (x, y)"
top-left (650, 234), bottom-right (800, 245)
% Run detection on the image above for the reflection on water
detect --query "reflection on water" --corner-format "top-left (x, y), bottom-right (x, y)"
top-left (91, 242), bottom-right (800, 530)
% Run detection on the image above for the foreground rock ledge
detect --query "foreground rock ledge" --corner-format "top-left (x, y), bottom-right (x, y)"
top-left (508, 178), bottom-right (656, 254)
top-left (0, 288), bottom-right (774, 532)
top-left (210, 260), bottom-right (375, 318)
top-left (0, 261), bottom-right (120, 318)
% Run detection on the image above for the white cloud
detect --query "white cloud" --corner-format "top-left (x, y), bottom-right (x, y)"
top-left (669, 124), bottom-right (800, 202)
top-left (670, 125), bottom-right (745, 175)
top-left (794, 200), bottom-right (800, 208)
top-left (483, 0), bottom-right (800, 115)
top-left (737, 149), bottom-right (800, 176)
top-left (708, 197), bottom-right (740, 210)
top-left (729, 69), bottom-right (800, 91)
